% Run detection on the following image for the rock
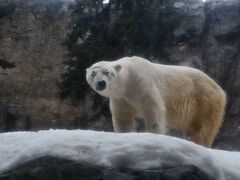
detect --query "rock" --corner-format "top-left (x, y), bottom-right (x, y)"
top-left (168, 0), bottom-right (240, 150)
top-left (199, 0), bottom-right (240, 150)
top-left (0, 156), bottom-right (213, 180)
top-left (4, 104), bottom-right (21, 131)
top-left (174, 0), bottom-right (205, 36)
top-left (0, 0), bottom-right (83, 130)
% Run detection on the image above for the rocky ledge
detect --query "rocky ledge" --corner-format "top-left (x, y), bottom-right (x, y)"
top-left (0, 156), bottom-right (212, 180)
top-left (0, 130), bottom-right (240, 180)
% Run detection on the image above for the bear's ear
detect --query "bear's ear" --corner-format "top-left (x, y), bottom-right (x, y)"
top-left (86, 68), bottom-right (89, 73)
top-left (114, 64), bottom-right (121, 72)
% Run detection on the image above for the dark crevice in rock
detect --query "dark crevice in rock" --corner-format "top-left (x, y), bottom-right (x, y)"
top-left (0, 156), bottom-right (214, 180)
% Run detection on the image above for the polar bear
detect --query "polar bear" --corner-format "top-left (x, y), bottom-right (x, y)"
top-left (86, 56), bottom-right (226, 147)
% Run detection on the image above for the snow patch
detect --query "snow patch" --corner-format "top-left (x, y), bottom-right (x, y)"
top-left (0, 130), bottom-right (240, 180)
top-left (103, 0), bottom-right (109, 4)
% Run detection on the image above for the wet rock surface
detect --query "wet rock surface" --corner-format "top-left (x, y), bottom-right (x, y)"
top-left (0, 156), bottom-right (213, 180)
top-left (171, 0), bottom-right (240, 150)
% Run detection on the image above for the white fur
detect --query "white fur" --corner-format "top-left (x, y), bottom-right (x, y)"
top-left (86, 56), bottom-right (226, 147)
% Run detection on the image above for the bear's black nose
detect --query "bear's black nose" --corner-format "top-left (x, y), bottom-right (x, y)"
top-left (96, 80), bottom-right (106, 90)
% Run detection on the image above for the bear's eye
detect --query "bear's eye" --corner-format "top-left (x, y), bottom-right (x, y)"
top-left (91, 71), bottom-right (96, 77)
top-left (103, 70), bottom-right (109, 75)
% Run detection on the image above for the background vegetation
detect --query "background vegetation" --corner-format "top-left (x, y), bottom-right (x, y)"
top-left (60, 0), bottom-right (182, 102)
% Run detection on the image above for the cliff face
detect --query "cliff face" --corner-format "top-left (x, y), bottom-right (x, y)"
top-left (204, 0), bottom-right (240, 149)
top-left (0, 0), bottom-right (83, 130)
top-left (0, 0), bottom-right (239, 149)
top-left (170, 0), bottom-right (240, 149)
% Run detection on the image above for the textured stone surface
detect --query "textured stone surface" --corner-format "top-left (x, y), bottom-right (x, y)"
top-left (0, 156), bottom-right (213, 180)
top-left (170, 0), bottom-right (240, 150)
top-left (202, 0), bottom-right (240, 150)
top-left (0, 0), bottom-right (84, 130)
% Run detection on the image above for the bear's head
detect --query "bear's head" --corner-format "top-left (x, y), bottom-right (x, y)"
top-left (86, 61), bottom-right (121, 96)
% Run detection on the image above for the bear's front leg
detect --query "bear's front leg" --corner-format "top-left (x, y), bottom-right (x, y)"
top-left (110, 99), bottom-right (137, 132)
top-left (141, 96), bottom-right (167, 134)
top-left (143, 111), bottom-right (167, 134)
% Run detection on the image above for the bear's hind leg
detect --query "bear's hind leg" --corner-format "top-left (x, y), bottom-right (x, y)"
top-left (185, 123), bottom-right (213, 147)
top-left (110, 99), bottom-right (137, 132)
top-left (185, 101), bottom-right (225, 147)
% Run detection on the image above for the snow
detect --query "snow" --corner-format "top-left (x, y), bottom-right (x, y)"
top-left (103, 0), bottom-right (109, 4)
top-left (0, 130), bottom-right (240, 180)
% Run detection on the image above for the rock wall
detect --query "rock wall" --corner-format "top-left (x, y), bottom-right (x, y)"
top-left (0, 0), bottom-right (83, 130)
top-left (204, 0), bottom-right (240, 150)
top-left (0, 157), bottom-right (212, 180)
top-left (0, 0), bottom-right (239, 149)
top-left (170, 0), bottom-right (240, 149)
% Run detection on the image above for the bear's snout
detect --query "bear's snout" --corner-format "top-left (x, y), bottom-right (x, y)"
top-left (96, 80), bottom-right (107, 91)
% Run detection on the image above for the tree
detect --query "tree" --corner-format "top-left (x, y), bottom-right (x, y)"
top-left (60, 0), bottom-right (181, 102)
